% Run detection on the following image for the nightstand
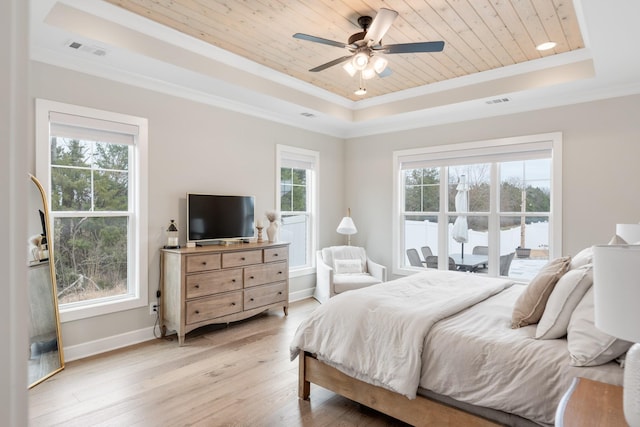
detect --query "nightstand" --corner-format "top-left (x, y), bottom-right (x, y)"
top-left (556, 377), bottom-right (628, 427)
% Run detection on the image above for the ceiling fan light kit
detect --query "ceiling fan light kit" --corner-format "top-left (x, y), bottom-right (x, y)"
top-left (293, 8), bottom-right (445, 97)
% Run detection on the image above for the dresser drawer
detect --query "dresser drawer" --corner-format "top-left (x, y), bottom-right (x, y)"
top-left (222, 250), bottom-right (262, 268)
top-left (186, 253), bottom-right (221, 273)
top-left (244, 261), bottom-right (287, 287)
top-left (264, 246), bottom-right (288, 263)
top-left (185, 291), bottom-right (242, 325)
top-left (244, 281), bottom-right (287, 310)
top-left (185, 269), bottom-right (243, 299)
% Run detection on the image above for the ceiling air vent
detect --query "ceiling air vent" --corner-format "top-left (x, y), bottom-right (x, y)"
top-left (300, 112), bottom-right (316, 118)
top-left (66, 41), bottom-right (108, 57)
top-left (485, 97), bottom-right (511, 105)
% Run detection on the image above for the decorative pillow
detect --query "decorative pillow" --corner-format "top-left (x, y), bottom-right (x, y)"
top-left (511, 256), bottom-right (571, 328)
top-left (535, 264), bottom-right (593, 339)
top-left (567, 287), bottom-right (633, 366)
top-left (569, 247), bottom-right (593, 270)
top-left (334, 259), bottom-right (363, 274)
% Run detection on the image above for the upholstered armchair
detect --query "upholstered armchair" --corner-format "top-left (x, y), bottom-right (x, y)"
top-left (314, 246), bottom-right (387, 303)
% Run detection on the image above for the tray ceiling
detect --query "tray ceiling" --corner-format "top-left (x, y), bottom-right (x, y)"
top-left (103, 0), bottom-right (584, 101)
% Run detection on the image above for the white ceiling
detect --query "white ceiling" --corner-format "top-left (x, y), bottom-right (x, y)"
top-left (30, 0), bottom-right (640, 138)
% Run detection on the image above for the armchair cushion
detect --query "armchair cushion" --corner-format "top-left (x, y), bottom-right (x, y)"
top-left (333, 273), bottom-right (382, 294)
top-left (321, 246), bottom-right (367, 272)
top-left (334, 259), bottom-right (363, 274)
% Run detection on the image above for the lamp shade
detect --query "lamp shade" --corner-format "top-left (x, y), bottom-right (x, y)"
top-left (616, 223), bottom-right (640, 244)
top-left (336, 216), bottom-right (357, 235)
top-left (592, 244), bottom-right (640, 343)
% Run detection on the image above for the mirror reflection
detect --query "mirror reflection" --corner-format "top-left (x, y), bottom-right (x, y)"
top-left (28, 174), bottom-right (64, 388)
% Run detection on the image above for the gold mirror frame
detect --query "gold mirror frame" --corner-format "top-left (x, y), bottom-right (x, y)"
top-left (28, 174), bottom-right (64, 388)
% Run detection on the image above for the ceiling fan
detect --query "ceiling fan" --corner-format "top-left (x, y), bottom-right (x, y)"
top-left (293, 8), bottom-right (445, 84)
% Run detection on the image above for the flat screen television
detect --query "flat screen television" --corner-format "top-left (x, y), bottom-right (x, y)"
top-left (187, 193), bottom-right (255, 244)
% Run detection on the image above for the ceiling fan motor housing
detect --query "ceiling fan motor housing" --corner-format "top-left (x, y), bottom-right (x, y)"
top-left (349, 16), bottom-right (374, 46)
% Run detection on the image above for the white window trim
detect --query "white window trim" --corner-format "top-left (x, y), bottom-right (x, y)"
top-left (35, 99), bottom-right (149, 322)
top-left (276, 144), bottom-right (319, 277)
top-left (392, 132), bottom-right (562, 276)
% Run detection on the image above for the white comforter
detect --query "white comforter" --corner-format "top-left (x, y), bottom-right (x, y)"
top-left (290, 270), bottom-right (513, 399)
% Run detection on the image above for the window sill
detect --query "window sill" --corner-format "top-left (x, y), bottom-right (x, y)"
top-left (59, 294), bottom-right (147, 323)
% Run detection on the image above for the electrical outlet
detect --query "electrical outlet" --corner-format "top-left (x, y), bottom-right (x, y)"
top-left (149, 302), bottom-right (158, 315)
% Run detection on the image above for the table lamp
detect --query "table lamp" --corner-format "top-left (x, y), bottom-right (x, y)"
top-left (616, 223), bottom-right (640, 244)
top-left (593, 244), bottom-right (640, 427)
top-left (336, 208), bottom-right (357, 246)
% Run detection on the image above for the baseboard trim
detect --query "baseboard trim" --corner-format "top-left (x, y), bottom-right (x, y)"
top-left (63, 326), bottom-right (156, 362)
top-left (64, 290), bottom-right (315, 362)
top-left (289, 288), bottom-right (315, 302)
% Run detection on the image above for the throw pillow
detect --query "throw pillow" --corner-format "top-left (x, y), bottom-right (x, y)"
top-left (511, 256), bottom-right (571, 328)
top-left (334, 259), bottom-right (363, 274)
top-left (569, 247), bottom-right (593, 270)
top-left (567, 287), bottom-right (633, 366)
top-left (535, 264), bottom-right (593, 339)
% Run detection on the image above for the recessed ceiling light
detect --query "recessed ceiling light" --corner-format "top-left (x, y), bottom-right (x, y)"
top-left (536, 41), bottom-right (557, 51)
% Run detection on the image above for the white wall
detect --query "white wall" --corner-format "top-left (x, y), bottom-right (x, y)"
top-left (29, 62), bottom-right (346, 351)
top-left (2, 0), bottom-right (29, 424)
top-left (346, 94), bottom-right (640, 277)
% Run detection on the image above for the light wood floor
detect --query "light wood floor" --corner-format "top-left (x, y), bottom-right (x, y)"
top-left (28, 298), bottom-right (409, 426)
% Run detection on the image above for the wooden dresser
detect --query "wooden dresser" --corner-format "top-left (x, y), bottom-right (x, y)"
top-left (160, 242), bottom-right (289, 345)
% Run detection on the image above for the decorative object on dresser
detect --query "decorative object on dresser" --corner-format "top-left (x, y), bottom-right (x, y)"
top-left (265, 210), bottom-right (280, 243)
top-left (336, 208), bottom-right (357, 245)
top-left (256, 219), bottom-right (264, 243)
top-left (164, 219), bottom-right (180, 249)
top-left (593, 243), bottom-right (640, 427)
top-left (161, 242), bottom-right (289, 345)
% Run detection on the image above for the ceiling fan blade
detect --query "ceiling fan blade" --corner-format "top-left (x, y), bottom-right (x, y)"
top-left (365, 8), bottom-right (399, 46)
top-left (309, 55), bottom-right (353, 72)
top-left (381, 41), bottom-right (445, 54)
top-left (378, 67), bottom-right (392, 78)
top-left (293, 33), bottom-right (349, 49)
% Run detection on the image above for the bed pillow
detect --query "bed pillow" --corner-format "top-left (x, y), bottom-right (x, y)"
top-left (511, 256), bottom-right (571, 328)
top-left (569, 247), bottom-right (593, 270)
top-left (535, 264), bottom-right (593, 339)
top-left (567, 287), bottom-right (633, 366)
top-left (334, 259), bottom-right (363, 274)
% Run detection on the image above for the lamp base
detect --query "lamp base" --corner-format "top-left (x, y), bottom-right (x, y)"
top-left (625, 343), bottom-right (640, 427)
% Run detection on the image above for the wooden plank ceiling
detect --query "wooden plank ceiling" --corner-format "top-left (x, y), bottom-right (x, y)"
top-left (104, 0), bottom-right (584, 101)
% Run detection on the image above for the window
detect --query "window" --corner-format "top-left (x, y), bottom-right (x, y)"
top-left (36, 99), bottom-right (148, 322)
top-left (393, 133), bottom-right (562, 281)
top-left (276, 145), bottom-right (318, 275)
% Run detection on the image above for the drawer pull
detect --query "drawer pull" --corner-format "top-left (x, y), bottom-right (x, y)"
top-left (241, 257), bottom-right (246, 260)
top-left (232, 279), bottom-right (236, 283)
top-left (250, 276), bottom-right (255, 279)
top-left (201, 261), bottom-right (207, 265)
top-left (194, 284), bottom-right (200, 288)
top-left (278, 291), bottom-right (283, 295)
top-left (250, 298), bottom-right (254, 302)
top-left (231, 302), bottom-right (236, 306)
top-left (274, 253), bottom-right (279, 257)
top-left (278, 271), bottom-right (283, 274)
top-left (195, 310), bottom-right (200, 314)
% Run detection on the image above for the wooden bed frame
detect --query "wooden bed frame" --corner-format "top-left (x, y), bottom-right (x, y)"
top-left (298, 351), bottom-right (500, 426)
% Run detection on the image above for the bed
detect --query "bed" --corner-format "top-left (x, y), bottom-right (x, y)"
top-left (290, 262), bottom-right (627, 427)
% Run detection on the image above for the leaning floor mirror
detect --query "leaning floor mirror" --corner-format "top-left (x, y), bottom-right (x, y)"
top-left (28, 174), bottom-right (64, 388)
